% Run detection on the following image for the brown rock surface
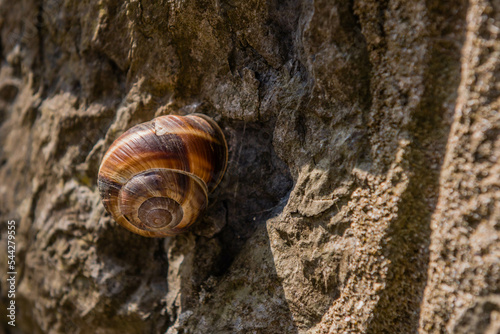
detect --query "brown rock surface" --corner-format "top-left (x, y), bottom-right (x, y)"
top-left (0, 0), bottom-right (498, 333)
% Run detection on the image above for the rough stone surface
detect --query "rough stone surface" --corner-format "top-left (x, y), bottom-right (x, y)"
top-left (0, 0), bottom-right (498, 333)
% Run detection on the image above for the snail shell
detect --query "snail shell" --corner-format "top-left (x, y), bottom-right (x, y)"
top-left (97, 114), bottom-right (228, 237)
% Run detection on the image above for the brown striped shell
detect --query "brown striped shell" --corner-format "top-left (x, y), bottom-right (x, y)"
top-left (97, 114), bottom-right (228, 237)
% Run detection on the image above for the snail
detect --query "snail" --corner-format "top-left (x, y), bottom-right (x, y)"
top-left (97, 114), bottom-right (228, 237)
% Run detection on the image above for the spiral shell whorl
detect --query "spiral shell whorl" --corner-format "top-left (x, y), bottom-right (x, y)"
top-left (98, 114), bottom-right (227, 237)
